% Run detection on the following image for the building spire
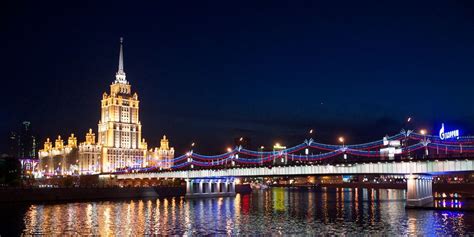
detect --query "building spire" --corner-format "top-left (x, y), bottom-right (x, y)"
top-left (115, 37), bottom-right (127, 84)
top-left (118, 37), bottom-right (124, 73)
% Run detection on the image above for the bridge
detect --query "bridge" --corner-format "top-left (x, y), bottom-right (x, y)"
top-left (115, 130), bottom-right (474, 207)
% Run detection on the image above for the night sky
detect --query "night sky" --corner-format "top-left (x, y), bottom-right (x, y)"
top-left (2, 1), bottom-right (474, 154)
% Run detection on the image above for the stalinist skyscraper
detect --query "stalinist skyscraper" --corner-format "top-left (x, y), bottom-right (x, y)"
top-left (38, 38), bottom-right (175, 176)
top-left (98, 38), bottom-right (147, 172)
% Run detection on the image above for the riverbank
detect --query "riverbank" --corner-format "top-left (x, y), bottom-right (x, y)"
top-left (0, 184), bottom-right (252, 203)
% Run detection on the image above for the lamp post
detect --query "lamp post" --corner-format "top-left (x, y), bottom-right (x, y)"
top-left (404, 117), bottom-right (412, 160)
top-left (306, 129), bottom-right (313, 163)
top-left (188, 142), bottom-right (195, 169)
top-left (187, 152), bottom-right (193, 169)
top-left (226, 147), bottom-right (232, 168)
top-left (420, 129), bottom-right (428, 159)
top-left (339, 137), bottom-right (347, 161)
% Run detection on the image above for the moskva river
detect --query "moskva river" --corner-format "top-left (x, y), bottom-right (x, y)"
top-left (1, 188), bottom-right (473, 235)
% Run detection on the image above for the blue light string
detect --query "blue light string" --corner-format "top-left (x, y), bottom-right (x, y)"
top-left (144, 133), bottom-right (474, 171)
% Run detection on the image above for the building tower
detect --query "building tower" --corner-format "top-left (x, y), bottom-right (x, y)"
top-left (158, 135), bottom-right (175, 169)
top-left (147, 135), bottom-right (175, 169)
top-left (10, 121), bottom-right (37, 159)
top-left (78, 128), bottom-right (101, 174)
top-left (98, 38), bottom-right (147, 172)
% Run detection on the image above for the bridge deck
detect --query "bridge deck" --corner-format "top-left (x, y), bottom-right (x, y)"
top-left (116, 159), bottom-right (474, 179)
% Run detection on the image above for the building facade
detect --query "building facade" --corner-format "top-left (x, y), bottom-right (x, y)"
top-left (78, 129), bottom-right (101, 174)
top-left (9, 121), bottom-right (37, 159)
top-left (147, 135), bottom-right (175, 169)
top-left (38, 134), bottom-right (79, 176)
top-left (38, 38), bottom-right (174, 176)
top-left (98, 37), bottom-right (148, 172)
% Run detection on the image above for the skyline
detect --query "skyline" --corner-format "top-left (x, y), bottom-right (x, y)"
top-left (2, 2), bottom-right (474, 236)
top-left (3, 1), bottom-right (474, 154)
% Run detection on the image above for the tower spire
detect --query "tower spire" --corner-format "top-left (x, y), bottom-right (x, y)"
top-left (115, 37), bottom-right (127, 83)
top-left (118, 37), bottom-right (124, 73)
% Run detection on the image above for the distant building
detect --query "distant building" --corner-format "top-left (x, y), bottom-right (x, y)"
top-left (9, 121), bottom-right (37, 159)
top-left (8, 131), bottom-right (17, 158)
top-left (0, 154), bottom-right (22, 186)
top-left (147, 135), bottom-right (175, 169)
top-left (7, 121), bottom-right (38, 177)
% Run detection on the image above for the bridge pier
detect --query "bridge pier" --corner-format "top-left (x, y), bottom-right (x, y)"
top-left (185, 177), bottom-right (236, 198)
top-left (406, 174), bottom-right (433, 207)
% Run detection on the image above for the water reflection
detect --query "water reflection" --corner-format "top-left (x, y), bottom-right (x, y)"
top-left (0, 188), bottom-right (472, 235)
top-left (435, 199), bottom-right (464, 209)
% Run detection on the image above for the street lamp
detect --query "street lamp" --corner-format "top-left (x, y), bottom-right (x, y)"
top-left (338, 137), bottom-right (345, 147)
top-left (403, 117), bottom-right (413, 160)
top-left (339, 137), bottom-right (347, 160)
top-left (420, 129), bottom-right (428, 158)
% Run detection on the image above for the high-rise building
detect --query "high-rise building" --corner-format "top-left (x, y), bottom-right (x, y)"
top-left (7, 121), bottom-right (38, 177)
top-left (38, 38), bottom-right (174, 176)
top-left (9, 121), bottom-right (37, 159)
top-left (97, 38), bottom-right (147, 172)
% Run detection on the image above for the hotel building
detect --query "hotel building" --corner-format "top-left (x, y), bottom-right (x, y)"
top-left (38, 38), bottom-right (174, 175)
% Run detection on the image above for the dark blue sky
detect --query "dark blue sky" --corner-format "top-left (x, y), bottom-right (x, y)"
top-left (2, 1), bottom-right (474, 154)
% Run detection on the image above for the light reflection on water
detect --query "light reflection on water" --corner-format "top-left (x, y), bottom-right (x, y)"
top-left (1, 188), bottom-right (474, 235)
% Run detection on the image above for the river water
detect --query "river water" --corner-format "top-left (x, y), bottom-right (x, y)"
top-left (1, 188), bottom-right (473, 235)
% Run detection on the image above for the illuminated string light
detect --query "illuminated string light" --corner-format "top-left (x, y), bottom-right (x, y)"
top-left (121, 132), bottom-right (474, 172)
